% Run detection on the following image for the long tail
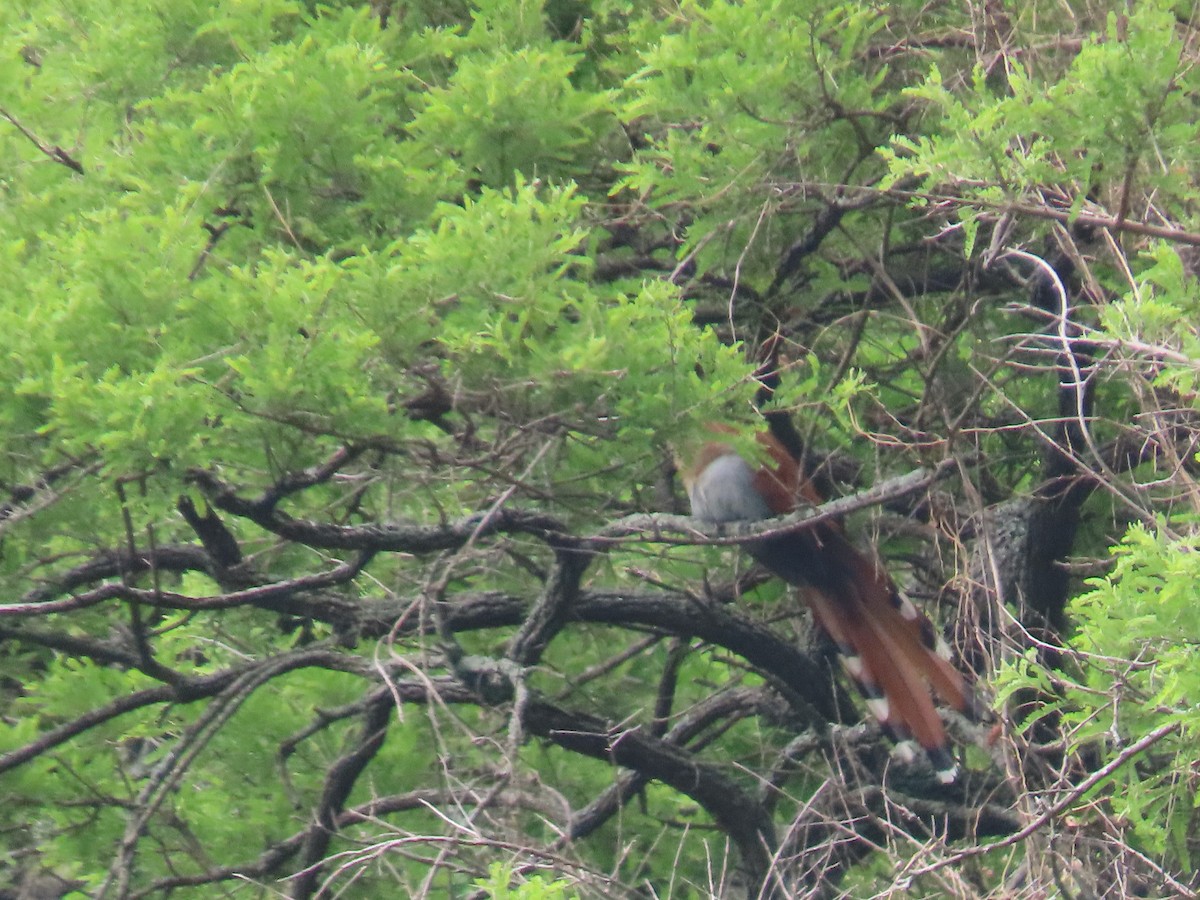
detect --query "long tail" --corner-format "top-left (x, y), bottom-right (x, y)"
top-left (742, 431), bottom-right (973, 779)
top-left (800, 541), bottom-right (971, 782)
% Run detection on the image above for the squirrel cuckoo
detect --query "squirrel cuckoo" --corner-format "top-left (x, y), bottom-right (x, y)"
top-left (681, 429), bottom-right (972, 782)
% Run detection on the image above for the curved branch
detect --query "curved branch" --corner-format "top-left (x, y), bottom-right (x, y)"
top-left (0, 624), bottom-right (141, 668)
top-left (576, 590), bottom-right (852, 723)
top-left (521, 697), bottom-right (779, 893)
top-left (0, 457), bottom-right (94, 530)
top-left (382, 588), bottom-right (852, 724)
top-left (0, 554), bottom-right (371, 621)
top-left (190, 465), bottom-right (566, 551)
top-left (592, 458), bottom-right (957, 549)
top-left (0, 649), bottom-right (373, 775)
top-left (506, 542), bottom-right (590, 666)
top-left (290, 693), bottom-right (395, 899)
top-left (563, 686), bottom-right (789, 845)
top-left (20, 544), bottom-right (214, 605)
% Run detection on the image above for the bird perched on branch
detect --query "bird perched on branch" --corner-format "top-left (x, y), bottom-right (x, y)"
top-left (679, 428), bottom-right (972, 782)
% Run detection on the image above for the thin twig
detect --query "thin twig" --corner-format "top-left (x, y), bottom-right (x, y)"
top-left (900, 720), bottom-right (1184, 880)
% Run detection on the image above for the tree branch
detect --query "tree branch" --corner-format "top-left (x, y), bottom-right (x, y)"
top-left (521, 697), bottom-right (779, 895)
top-left (0, 106), bottom-right (85, 174)
top-left (592, 458), bottom-right (958, 549)
top-left (290, 693), bottom-right (395, 899)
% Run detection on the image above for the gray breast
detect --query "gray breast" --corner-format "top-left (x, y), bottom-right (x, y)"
top-left (688, 453), bottom-right (773, 523)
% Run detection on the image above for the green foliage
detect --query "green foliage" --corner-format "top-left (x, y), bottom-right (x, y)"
top-left (1072, 523), bottom-right (1200, 861)
top-left (1099, 242), bottom-right (1200, 397)
top-left (992, 197), bottom-right (1200, 877)
top-left (475, 862), bottom-right (580, 900)
top-left (882, 0), bottom-right (1199, 256)
top-left (1, 0), bottom-right (757, 494)
top-left (0, 2), bottom-right (770, 892)
top-left (615, 0), bottom-right (900, 283)
top-left (410, 44), bottom-right (613, 187)
top-left (997, 521), bottom-right (1200, 869)
top-left (5, 0), bottom-right (1200, 896)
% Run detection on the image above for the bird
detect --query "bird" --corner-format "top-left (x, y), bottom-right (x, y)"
top-left (680, 427), bottom-right (973, 782)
